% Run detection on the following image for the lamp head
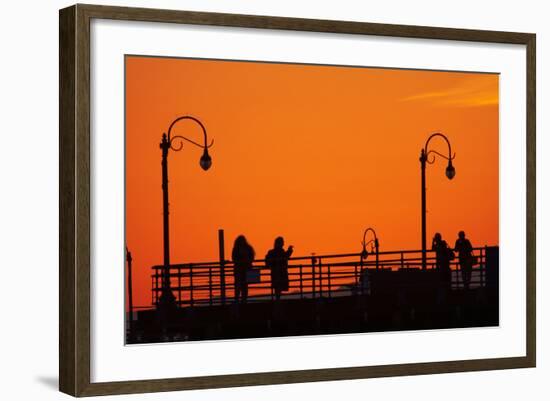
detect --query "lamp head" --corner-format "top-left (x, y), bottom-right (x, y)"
top-left (445, 161), bottom-right (455, 180)
top-left (200, 148), bottom-right (212, 171)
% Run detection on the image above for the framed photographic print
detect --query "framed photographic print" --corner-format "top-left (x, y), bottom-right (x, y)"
top-left (59, 4), bottom-right (536, 397)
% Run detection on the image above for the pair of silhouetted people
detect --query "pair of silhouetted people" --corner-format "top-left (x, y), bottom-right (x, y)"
top-left (432, 231), bottom-right (474, 290)
top-left (231, 235), bottom-right (294, 303)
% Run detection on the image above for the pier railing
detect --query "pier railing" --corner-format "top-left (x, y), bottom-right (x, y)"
top-left (151, 246), bottom-right (496, 307)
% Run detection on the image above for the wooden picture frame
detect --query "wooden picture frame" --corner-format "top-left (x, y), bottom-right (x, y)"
top-left (59, 3), bottom-right (536, 397)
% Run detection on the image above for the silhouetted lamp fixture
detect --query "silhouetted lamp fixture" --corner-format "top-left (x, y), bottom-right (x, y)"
top-left (445, 161), bottom-right (456, 180)
top-left (420, 132), bottom-right (455, 271)
top-left (158, 115), bottom-right (214, 310)
top-left (361, 227), bottom-right (379, 270)
top-left (200, 148), bottom-right (212, 171)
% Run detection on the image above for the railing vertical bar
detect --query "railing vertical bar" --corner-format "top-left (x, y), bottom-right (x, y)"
top-left (484, 247), bottom-right (487, 287)
top-left (218, 230), bottom-right (226, 305)
top-left (328, 264), bottom-right (332, 298)
top-left (312, 256), bottom-right (316, 299)
top-left (299, 264), bottom-right (303, 299)
top-left (319, 258), bottom-right (323, 298)
top-left (479, 249), bottom-right (485, 287)
top-left (209, 265), bottom-right (213, 305)
top-left (155, 267), bottom-right (159, 305)
top-left (178, 265), bottom-right (181, 306)
top-left (460, 260), bottom-right (463, 289)
top-left (361, 265), bottom-right (366, 296)
top-left (190, 264), bottom-right (194, 307)
top-left (457, 261), bottom-right (461, 289)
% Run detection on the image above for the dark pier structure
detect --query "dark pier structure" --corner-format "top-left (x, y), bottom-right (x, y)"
top-left (127, 245), bottom-right (499, 344)
top-left (126, 120), bottom-right (492, 344)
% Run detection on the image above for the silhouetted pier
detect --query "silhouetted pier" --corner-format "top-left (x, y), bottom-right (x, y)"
top-left (127, 246), bottom-right (498, 344)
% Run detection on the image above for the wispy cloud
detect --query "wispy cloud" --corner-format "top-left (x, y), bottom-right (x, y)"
top-left (401, 77), bottom-right (498, 107)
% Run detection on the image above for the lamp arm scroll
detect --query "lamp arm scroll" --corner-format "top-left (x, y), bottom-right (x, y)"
top-left (424, 132), bottom-right (455, 163)
top-left (167, 115), bottom-right (214, 152)
top-left (362, 227), bottom-right (378, 247)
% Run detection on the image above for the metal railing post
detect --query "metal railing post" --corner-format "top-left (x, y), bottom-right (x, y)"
top-left (318, 258), bottom-right (323, 298)
top-left (479, 245), bottom-right (487, 287)
top-left (327, 264), bottom-right (332, 298)
top-left (458, 263), bottom-right (460, 289)
top-left (218, 229), bottom-right (226, 305)
top-left (209, 265), bottom-right (213, 305)
top-left (189, 264), bottom-right (194, 307)
top-left (155, 267), bottom-right (159, 305)
top-left (299, 264), bottom-right (303, 299)
top-left (178, 265), bottom-right (181, 306)
top-left (311, 255), bottom-right (316, 299)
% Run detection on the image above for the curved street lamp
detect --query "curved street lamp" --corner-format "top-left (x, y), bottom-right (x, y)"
top-left (158, 115), bottom-right (214, 310)
top-left (361, 227), bottom-right (379, 270)
top-left (420, 132), bottom-right (455, 270)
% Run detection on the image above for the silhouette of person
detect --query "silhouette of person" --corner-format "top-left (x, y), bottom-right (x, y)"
top-left (455, 231), bottom-right (474, 290)
top-left (231, 235), bottom-right (255, 303)
top-left (265, 237), bottom-right (294, 300)
top-left (432, 232), bottom-right (452, 291)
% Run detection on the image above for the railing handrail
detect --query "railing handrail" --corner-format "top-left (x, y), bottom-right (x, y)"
top-left (151, 246), bottom-right (492, 270)
top-left (149, 246), bottom-right (496, 307)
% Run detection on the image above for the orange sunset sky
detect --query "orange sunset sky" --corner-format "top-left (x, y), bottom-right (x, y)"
top-left (125, 56), bottom-right (499, 308)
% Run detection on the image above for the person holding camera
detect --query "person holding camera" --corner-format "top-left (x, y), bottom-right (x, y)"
top-left (265, 236), bottom-right (294, 301)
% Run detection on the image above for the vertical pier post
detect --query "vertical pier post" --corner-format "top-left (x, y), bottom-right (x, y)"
top-left (218, 229), bottom-right (226, 305)
top-left (311, 254), bottom-right (316, 299)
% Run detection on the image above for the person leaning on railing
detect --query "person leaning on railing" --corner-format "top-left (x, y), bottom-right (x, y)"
top-left (265, 237), bottom-right (294, 301)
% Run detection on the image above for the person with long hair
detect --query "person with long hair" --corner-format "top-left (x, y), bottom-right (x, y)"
top-left (432, 232), bottom-right (453, 292)
top-left (231, 235), bottom-right (255, 303)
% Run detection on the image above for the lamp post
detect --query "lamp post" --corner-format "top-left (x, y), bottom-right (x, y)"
top-left (158, 115), bottom-right (213, 311)
top-left (420, 133), bottom-right (455, 271)
top-left (361, 227), bottom-right (379, 270)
